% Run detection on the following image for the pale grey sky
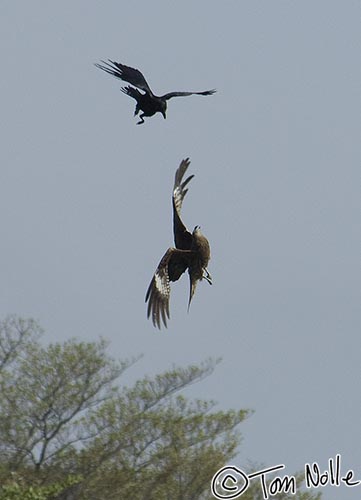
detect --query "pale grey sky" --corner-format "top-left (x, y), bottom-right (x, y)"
top-left (1, 2), bottom-right (360, 498)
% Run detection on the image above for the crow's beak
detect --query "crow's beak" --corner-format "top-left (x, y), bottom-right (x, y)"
top-left (162, 111), bottom-right (166, 119)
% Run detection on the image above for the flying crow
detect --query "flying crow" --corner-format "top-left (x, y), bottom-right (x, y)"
top-left (95, 60), bottom-right (216, 124)
top-left (145, 159), bottom-right (212, 329)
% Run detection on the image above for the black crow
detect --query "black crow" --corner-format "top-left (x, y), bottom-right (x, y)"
top-left (145, 159), bottom-right (212, 329)
top-left (95, 60), bottom-right (216, 124)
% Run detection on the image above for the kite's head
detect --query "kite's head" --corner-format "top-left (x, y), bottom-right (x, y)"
top-left (193, 226), bottom-right (206, 240)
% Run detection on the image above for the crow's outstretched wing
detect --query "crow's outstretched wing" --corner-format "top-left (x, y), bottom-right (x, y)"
top-left (162, 89), bottom-right (216, 101)
top-left (145, 247), bottom-right (192, 329)
top-left (95, 60), bottom-right (154, 95)
top-left (173, 159), bottom-right (194, 250)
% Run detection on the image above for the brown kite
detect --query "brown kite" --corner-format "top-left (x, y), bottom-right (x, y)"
top-left (145, 159), bottom-right (212, 329)
top-left (95, 60), bottom-right (216, 124)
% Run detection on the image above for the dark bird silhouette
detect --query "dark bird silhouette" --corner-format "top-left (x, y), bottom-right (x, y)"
top-left (145, 159), bottom-right (212, 329)
top-left (94, 60), bottom-right (216, 124)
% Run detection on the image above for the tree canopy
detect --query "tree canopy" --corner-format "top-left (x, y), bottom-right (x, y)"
top-left (0, 316), bottom-right (320, 500)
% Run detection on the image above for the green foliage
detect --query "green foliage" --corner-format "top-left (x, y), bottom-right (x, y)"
top-left (0, 316), bottom-right (321, 499)
top-left (0, 315), bottom-right (42, 372)
top-left (77, 371), bottom-right (249, 499)
top-left (0, 331), bottom-right (131, 471)
top-left (0, 474), bottom-right (81, 500)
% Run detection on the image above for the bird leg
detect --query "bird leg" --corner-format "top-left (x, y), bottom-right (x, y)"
top-left (203, 268), bottom-right (212, 285)
top-left (136, 114), bottom-right (145, 125)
